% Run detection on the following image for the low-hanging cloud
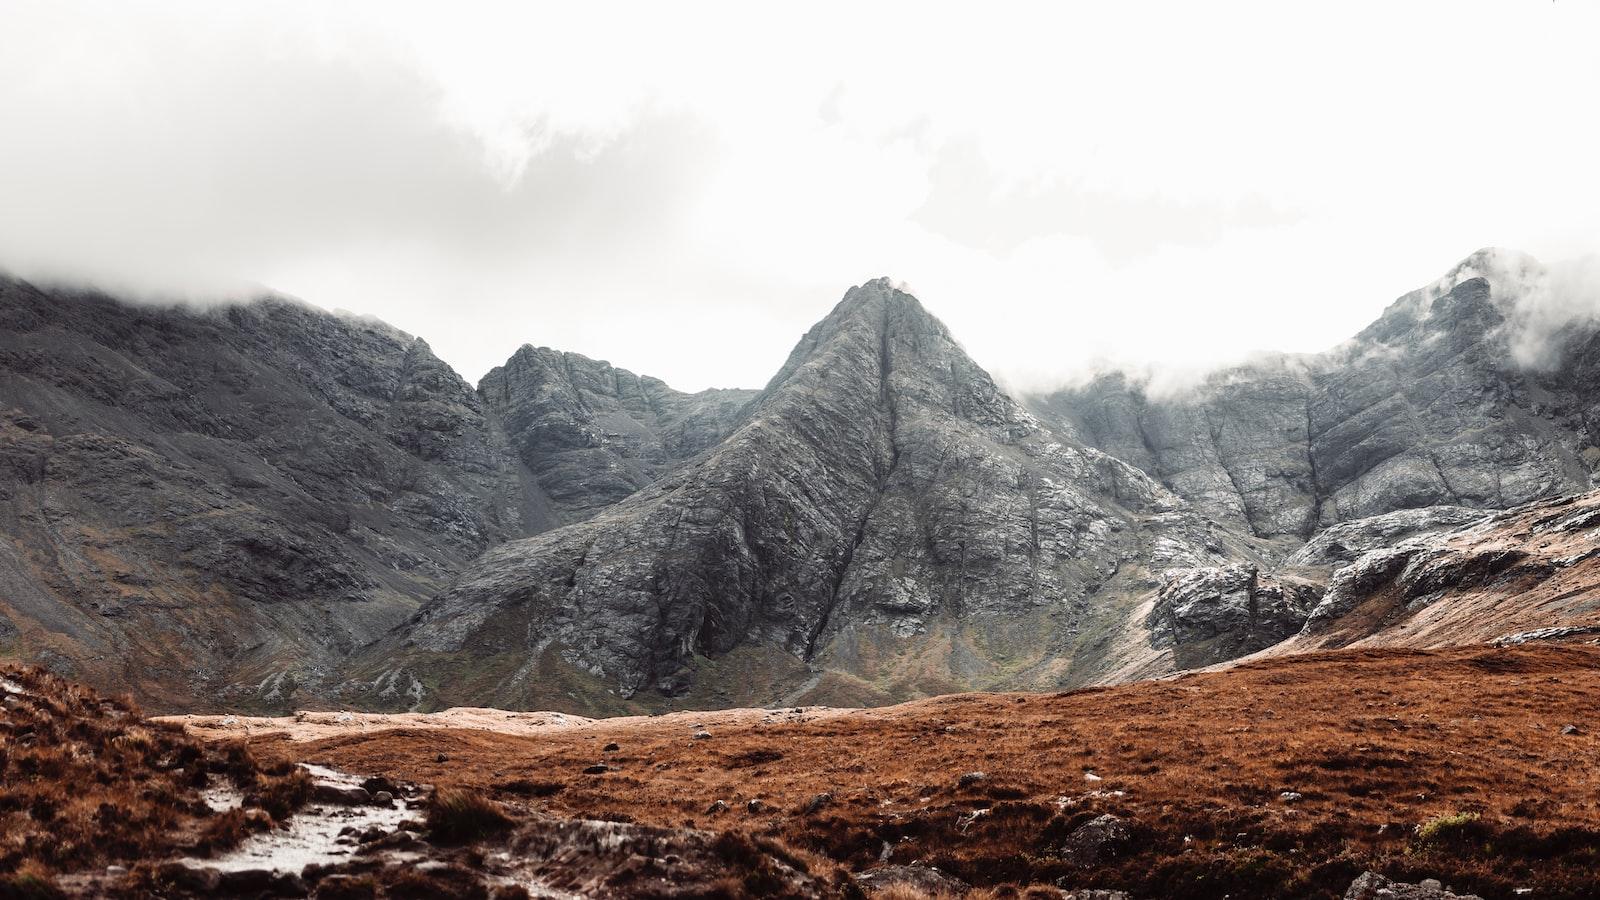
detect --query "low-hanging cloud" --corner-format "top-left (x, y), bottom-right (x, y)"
top-left (4, 2), bottom-right (1600, 395)
top-left (1498, 256), bottom-right (1600, 371)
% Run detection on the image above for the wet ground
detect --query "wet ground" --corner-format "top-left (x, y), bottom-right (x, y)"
top-left (187, 765), bottom-right (422, 875)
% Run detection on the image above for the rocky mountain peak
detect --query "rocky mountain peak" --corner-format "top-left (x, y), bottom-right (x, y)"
top-left (475, 343), bottom-right (755, 528)
top-left (376, 278), bottom-right (1257, 711)
top-left (755, 277), bottom-right (1018, 436)
top-left (1355, 248), bottom-right (1547, 347)
top-left (1030, 248), bottom-right (1597, 542)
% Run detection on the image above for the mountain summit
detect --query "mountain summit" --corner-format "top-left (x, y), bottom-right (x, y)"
top-left (1034, 250), bottom-right (1599, 540)
top-left (377, 279), bottom-right (1261, 711)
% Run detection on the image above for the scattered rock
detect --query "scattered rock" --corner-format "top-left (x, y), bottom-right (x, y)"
top-left (1345, 872), bottom-right (1482, 899)
top-left (603, 742), bottom-right (620, 752)
top-left (957, 771), bottom-right (987, 788)
top-left (746, 799), bottom-right (766, 814)
top-left (804, 792), bottom-right (833, 815)
top-left (215, 868), bottom-right (307, 896)
top-left (1060, 892), bottom-right (1132, 900)
top-left (372, 790), bottom-right (394, 805)
top-left (154, 863), bottom-right (219, 893)
top-left (855, 864), bottom-right (969, 896)
top-left (105, 865), bottom-right (127, 877)
top-left (358, 828), bottom-right (421, 854)
top-left (1056, 814), bottom-right (1131, 866)
top-left (242, 807), bottom-right (274, 829)
top-left (1561, 724), bottom-right (1580, 735)
top-left (692, 730), bottom-right (712, 740)
top-left (436, 753), bottom-right (449, 763)
top-left (956, 808), bottom-right (991, 833)
top-left (705, 800), bottom-right (729, 815)
top-left (582, 764), bottom-right (610, 775)
top-left (313, 874), bottom-right (377, 899)
top-left (497, 813), bottom-right (835, 895)
top-left (312, 783), bottom-right (372, 805)
top-left (1279, 791), bottom-right (1304, 803)
top-left (1493, 625), bottom-right (1600, 646)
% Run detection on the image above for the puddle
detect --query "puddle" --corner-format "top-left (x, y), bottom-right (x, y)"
top-left (201, 782), bottom-right (244, 813)
top-left (187, 764), bottom-right (418, 874)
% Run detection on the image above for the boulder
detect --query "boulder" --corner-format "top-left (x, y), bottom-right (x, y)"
top-left (1057, 814), bottom-right (1131, 867)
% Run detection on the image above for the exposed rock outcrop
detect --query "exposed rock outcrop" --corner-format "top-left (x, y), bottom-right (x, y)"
top-left (1284, 505), bottom-right (1486, 567)
top-left (1262, 489), bottom-right (1600, 655)
top-left (1149, 564), bottom-right (1322, 667)
top-left (1345, 872), bottom-right (1482, 900)
top-left (1033, 250), bottom-right (1599, 538)
top-left (479, 345), bottom-right (753, 524)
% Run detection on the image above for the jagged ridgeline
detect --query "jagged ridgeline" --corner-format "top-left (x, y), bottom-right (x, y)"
top-left (2, 251), bottom-right (1598, 713)
top-left (372, 279), bottom-right (1261, 712)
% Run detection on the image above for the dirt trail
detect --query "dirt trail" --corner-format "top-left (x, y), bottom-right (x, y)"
top-left (161, 703), bottom-right (862, 742)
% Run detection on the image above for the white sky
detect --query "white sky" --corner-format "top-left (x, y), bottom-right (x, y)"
top-left (3, 1), bottom-right (1599, 392)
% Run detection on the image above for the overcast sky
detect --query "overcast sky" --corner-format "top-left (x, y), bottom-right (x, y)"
top-left (3, 1), bottom-right (1599, 392)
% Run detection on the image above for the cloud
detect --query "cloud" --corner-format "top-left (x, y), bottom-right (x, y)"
top-left (1494, 256), bottom-right (1600, 371)
top-left (2, 2), bottom-right (1599, 395)
top-left (913, 137), bottom-right (1304, 261)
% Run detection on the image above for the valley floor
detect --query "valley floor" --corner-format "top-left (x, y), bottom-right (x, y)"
top-left (205, 640), bottom-right (1600, 898)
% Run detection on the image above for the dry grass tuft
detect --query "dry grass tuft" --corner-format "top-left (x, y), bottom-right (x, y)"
top-left (426, 788), bottom-right (515, 845)
top-left (0, 861), bottom-right (66, 900)
top-left (0, 663), bottom-right (297, 887)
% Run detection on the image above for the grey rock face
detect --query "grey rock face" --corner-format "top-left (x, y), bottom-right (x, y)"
top-left (388, 279), bottom-right (1261, 709)
top-left (1149, 564), bottom-right (1323, 666)
top-left (1286, 489), bottom-right (1600, 646)
top-left (479, 345), bottom-right (754, 525)
top-left (1284, 505), bottom-right (1486, 567)
top-left (0, 275), bottom-right (752, 709)
top-left (1033, 250), bottom-right (1598, 539)
top-left (1298, 546), bottom-right (1426, 633)
top-left (0, 276), bottom-right (535, 707)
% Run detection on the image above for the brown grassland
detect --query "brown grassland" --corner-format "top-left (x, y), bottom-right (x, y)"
top-left (9, 642), bottom-right (1600, 897)
top-left (261, 642), bottom-right (1600, 899)
top-left (0, 664), bottom-right (309, 897)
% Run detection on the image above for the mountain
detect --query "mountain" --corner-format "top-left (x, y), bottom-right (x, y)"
top-left (3, 251), bottom-right (1598, 714)
top-left (370, 278), bottom-right (1269, 712)
top-left (479, 345), bottom-right (754, 525)
top-left (1030, 249), bottom-right (1599, 538)
top-left (0, 275), bottom-right (742, 709)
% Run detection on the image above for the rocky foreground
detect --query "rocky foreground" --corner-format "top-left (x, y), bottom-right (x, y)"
top-left (9, 639), bottom-right (1594, 898)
